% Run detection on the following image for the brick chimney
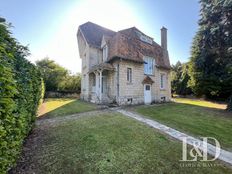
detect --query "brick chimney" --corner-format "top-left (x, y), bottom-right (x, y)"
top-left (161, 27), bottom-right (167, 50)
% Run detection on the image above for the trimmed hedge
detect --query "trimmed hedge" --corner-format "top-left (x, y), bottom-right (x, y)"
top-left (0, 23), bottom-right (44, 173)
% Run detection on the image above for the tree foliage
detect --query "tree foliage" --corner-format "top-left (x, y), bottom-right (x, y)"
top-left (189, 0), bottom-right (232, 103)
top-left (36, 58), bottom-right (68, 91)
top-left (171, 61), bottom-right (192, 95)
top-left (36, 58), bottom-right (81, 92)
top-left (58, 73), bottom-right (81, 92)
top-left (0, 21), bottom-right (44, 173)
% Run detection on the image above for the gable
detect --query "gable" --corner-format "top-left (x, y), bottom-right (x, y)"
top-left (77, 29), bottom-right (87, 58)
top-left (79, 22), bottom-right (115, 48)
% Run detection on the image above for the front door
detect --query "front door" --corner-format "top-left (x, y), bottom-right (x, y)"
top-left (144, 84), bottom-right (151, 104)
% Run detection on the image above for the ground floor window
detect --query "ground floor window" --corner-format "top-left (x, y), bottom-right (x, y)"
top-left (127, 68), bottom-right (132, 83)
top-left (160, 74), bottom-right (165, 89)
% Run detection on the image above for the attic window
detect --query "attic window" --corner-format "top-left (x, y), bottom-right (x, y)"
top-left (136, 31), bottom-right (153, 44)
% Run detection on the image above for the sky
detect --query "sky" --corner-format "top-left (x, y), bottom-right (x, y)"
top-left (0, 0), bottom-right (200, 73)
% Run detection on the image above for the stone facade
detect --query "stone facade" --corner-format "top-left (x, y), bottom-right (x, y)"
top-left (114, 59), bottom-right (171, 105)
top-left (77, 22), bottom-right (171, 105)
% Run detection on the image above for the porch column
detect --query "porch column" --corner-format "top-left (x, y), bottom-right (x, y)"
top-left (99, 70), bottom-right (102, 102)
top-left (94, 71), bottom-right (99, 96)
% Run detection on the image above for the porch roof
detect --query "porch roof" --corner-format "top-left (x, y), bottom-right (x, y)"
top-left (142, 75), bottom-right (154, 84)
top-left (88, 63), bottom-right (114, 73)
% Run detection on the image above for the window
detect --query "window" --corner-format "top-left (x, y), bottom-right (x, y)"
top-left (144, 57), bottom-right (154, 75)
top-left (145, 85), bottom-right (150, 90)
top-left (160, 74), bottom-right (165, 89)
top-left (103, 45), bottom-right (108, 62)
top-left (127, 68), bottom-right (132, 83)
top-left (136, 31), bottom-right (153, 44)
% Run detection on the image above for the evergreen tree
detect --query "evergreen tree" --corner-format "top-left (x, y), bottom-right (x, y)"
top-left (189, 0), bottom-right (232, 105)
top-left (171, 61), bottom-right (192, 96)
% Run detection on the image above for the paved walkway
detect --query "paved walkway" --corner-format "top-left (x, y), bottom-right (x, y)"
top-left (114, 108), bottom-right (232, 166)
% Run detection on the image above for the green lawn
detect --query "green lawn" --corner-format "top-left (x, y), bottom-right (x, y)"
top-left (134, 98), bottom-right (232, 150)
top-left (174, 98), bottom-right (227, 109)
top-left (12, 113), bottom-right (231, 173)
top-left (38, 98), bottom-right (97, 118)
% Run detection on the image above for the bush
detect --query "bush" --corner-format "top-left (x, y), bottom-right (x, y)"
top-left (0, 22), bottom-right (44, 173)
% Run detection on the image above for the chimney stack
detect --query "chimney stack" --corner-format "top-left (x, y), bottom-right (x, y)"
top-left (161, 27), bottom-right (167, 50)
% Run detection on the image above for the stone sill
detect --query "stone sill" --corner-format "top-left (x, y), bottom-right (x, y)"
top-left (144, 74), bottom-right (155, 76)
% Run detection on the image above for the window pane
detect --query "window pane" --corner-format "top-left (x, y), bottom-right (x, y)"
top-left (146, 85), bottom-right (150, 90)
top-left (160, 74), bottom-right (165, 89)
top-left (127, 68), bottom-right (132, 82)
top-left (144, 57), bottom-right (153, 75)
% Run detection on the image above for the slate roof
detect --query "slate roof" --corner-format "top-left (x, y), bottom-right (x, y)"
top-left (78, 22), bottom-right (171, 69)
top-left (79, 22), bottom-right (115, 48)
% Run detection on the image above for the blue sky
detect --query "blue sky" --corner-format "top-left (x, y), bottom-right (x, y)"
top-left (0, 0), bottom-right (200, 73)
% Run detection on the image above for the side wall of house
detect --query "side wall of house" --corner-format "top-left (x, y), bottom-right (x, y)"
top-left (114, 60), bottom-right (171, 105)
top-left (77, 31), bottom-right (89, 101)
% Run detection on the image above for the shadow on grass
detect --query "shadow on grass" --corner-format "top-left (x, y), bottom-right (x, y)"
top-left (38, 98), bottom-right (97, 119)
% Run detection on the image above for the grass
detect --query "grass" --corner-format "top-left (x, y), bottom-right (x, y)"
top-left (12, 113), bottom-right (232, 173)
top-left (174, 98), bottom-right (227, 109)
top-left (38, 98), bottom-right (98, 118)
top-left (134, 98), bottom-right (232, 150)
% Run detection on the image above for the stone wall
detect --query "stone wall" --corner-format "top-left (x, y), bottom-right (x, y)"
top-left (114, 59), bottom-right (171, 105)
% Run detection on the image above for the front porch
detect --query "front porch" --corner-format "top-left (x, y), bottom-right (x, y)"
top-left (88, 63), bottom-right (115, 104)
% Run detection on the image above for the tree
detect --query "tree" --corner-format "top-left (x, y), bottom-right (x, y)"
top-left (36, 58), bottom-right (81, 92)
top-left (36, 58), bottom-right (68, 91)
top-left (189, 0), bottom-right (232, 106)
top-left (171, 61), bottom-right (192, 95)
top-left (58, 73), bottom-right (81, 92)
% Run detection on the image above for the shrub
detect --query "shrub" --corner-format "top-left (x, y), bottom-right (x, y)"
top-left (0, 22), bottom-right (44, 173)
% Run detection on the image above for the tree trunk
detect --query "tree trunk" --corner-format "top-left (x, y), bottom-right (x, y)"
top-left (227, 95), bottom-right (232, 111)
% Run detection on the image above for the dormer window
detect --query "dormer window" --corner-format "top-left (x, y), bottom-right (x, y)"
top-left (136, 31), bottom-right (153, 44)
top-left (103, 45), bottom-right (108, 62)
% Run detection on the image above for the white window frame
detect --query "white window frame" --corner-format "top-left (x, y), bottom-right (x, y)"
top-left (127, 67), bottom-right (132, 83)
top-left (103, 45), bottom-right (108, 62)
top-left (144, 56), bottom-right (154, 75)
top-left (160, 73), bottom-right (165, 89)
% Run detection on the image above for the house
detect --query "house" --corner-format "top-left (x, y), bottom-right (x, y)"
top-left (77, 21), bottom-right (171, 105)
